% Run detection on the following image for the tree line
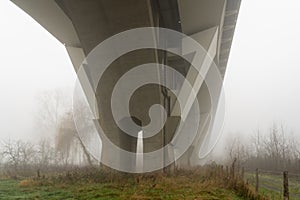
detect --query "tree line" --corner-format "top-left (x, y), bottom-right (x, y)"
top-left (225, 124), bottom-right (300, 173)
top-left (0, 89), bottom-right (95, 177)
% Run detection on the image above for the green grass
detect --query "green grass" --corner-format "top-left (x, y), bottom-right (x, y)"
top-left (0, 176), bottom-right (245, 200)
top-left (245, 172), bottom-right (300, 200)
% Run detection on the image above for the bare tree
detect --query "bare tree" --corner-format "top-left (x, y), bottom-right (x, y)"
top-left (34, 88), bottom-right (72, 138)
top-left (35, 139), bottom-right (56, 168)
top-left (56, 111), bottom-right (94, 166)
top-left (1, 140), bottom-right (36, 176)
top-left (251, 129), bottom-right (262, 159)
top-left (223, 124), bottom-right (300, 172)
top-left (2, 140), bottom-right (22, 170)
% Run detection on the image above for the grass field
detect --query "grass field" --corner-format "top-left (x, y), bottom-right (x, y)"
top-left (245, 172), bottom-right (300, 200)
top-left (0, 175), bottom-right (245, 200)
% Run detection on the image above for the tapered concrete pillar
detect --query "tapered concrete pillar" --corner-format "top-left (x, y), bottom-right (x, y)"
top-left (118, 117), bottom-right (141, 172)
top-left (164, 116), bottom-right (181, 172)
top-left (176, 82), bottom-right (211, 168)
top-left (97, 49), bottom-right (162, 172)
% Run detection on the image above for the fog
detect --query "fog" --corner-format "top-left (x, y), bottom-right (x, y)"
top-left (0, 0), bottom-right (76, 140)
top-left (1, 0), bottom-right (300, 148)
top-left (222, 0), bottom-right (300, 140)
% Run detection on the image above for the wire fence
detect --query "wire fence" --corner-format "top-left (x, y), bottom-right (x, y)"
top-left (244, 168), bottom-right (300, 200)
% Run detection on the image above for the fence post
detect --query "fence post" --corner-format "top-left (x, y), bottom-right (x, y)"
top-left (37, 169), bottom-right (40, 179)
top-left (226, 166), bottom-right (229, 178)
top-left (283, 171), bottom-right (289, 200)
top-left (231, 158), bottom-right (237, 179)
top-left (241, 167), bottom-right (244, 181)
top-left (255, 168), bottom-right (259, 192)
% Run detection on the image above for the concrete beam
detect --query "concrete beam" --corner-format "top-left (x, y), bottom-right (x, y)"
top-left (66, 46), bottom-right (85, 72)
top-left (171, 26), bottom-right (218, 121)
top-left (11, 0), bottom-right (81, 47)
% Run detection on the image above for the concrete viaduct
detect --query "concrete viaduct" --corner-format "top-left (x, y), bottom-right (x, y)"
top-left (11, 0), bottom-right (241, 171)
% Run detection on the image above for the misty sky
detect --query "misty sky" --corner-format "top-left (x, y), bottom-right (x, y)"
top-left (223, 0), bottom-right (300, 139)
top-left (0, 0), bottom-right (300, 143)
top-left (0, 0), bottom-right (76, 140)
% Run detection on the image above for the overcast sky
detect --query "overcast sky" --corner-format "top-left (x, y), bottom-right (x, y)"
top-left (0, 0), bottom-right (76, 140)
top-left (0, 0), bottom-right (300, 143)
top-left (223, 0), bottom-right (300, 139)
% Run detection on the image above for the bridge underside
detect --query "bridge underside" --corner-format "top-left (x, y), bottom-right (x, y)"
top-left (12, 0), bottom-right (241, 171)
